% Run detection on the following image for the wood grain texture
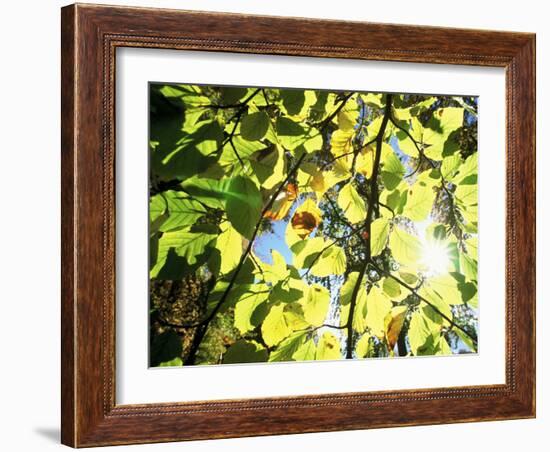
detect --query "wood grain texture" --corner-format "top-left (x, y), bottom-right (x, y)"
top-left (61, 3), bottom-right (536, 447)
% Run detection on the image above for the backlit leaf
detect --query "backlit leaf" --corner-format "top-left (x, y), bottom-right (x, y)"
top-left (371, 217), bottom-right (390, 256)
top-left (301, 284), bottom-right (330, 327)
top-left (215, 223), bottom-right (243, 275)
top-left (389, 226), bottom-right (422, 268)
top-left (366, 286), bottom-right (393, 338)
top-left (291, 198), bottom-right (322, 238)
top-left (385, 305), bottom-right (408, 350)
top-left (150, 230), bottom-right (216, 278)
top-left (338, 183), bottom-right (367, 224)
top-left (262, 304), bottom-right (293, 346)
top-left (316, 332), bottom-right (341, 360)
top-left (403, 180), bottom-right (436, 222)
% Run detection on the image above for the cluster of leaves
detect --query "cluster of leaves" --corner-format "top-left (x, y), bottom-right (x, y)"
top-left (149, 82), bottom-right (478, 366)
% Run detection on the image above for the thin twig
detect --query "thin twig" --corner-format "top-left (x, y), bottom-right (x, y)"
top-left (370, 262), bottom-right (477, 346)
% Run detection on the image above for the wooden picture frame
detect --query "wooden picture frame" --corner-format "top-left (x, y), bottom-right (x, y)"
top-left (61, 3), bottom-right (536, 447)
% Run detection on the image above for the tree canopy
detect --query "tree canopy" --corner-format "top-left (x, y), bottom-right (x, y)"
top-left (149, 83), bottom-right (478, 366)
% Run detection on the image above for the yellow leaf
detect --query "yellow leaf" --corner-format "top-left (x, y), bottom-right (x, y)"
top-left (283, 303), bottom-right (310, 331)
top-left (366, 286), bottom-right (393, 338)
top-left (337, 183), bottom-right (367, 224)
top-left (389, 225), bottom-right (422, 268)
top-left (330, 129), bottom-right (354, 157)
top-left (215, 223), bottom-right (243, 274)
top-left (336, 97), bottom-right (359, 131)
top-left (262, 304), bottom-right (292, 346)
top-left (385, 305), bottom-right (408, 350)
top-left (297, 164), bottom-right (348, 199)
top-left (263, 183), bottom-right (298, 220)
top-left (301, 284), bottom-right (330, 327)
top-left (355, 144), bottom-right (375, 178)
top-left (316, 331), bottom-right (341, 360)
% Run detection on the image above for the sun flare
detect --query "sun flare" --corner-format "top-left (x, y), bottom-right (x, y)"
top-left (421, 240), bottom-right (450, 276)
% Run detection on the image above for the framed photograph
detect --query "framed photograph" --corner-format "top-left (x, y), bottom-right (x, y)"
top-left (61, 3), bottom-right (536, 447)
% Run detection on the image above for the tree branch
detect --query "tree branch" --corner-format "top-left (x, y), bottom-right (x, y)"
top-left (370, 262), bottom-right (477, 346)
top-left (345, 94), bottom-right (393, 359)
top-left (184, 151), bottom-right (308, 364)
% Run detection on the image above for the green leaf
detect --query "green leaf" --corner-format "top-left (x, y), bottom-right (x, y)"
top-left (339, 272), bottom-right (363, 306)
top-left (269, 331), bottom-right (308, 362)
top-left (262, 304), bottom-right (293, 346)
top-left (259, 249), bottom-right (290, 285)
top-left (459, 253), bottom-right (478, 282)
top-left (458, 281), bottom-right (477, 305)
top-left (158, 357), bottom-right (183, 367)
top-left (241, 111), bottom-right (270, 141)
top-left (382, 277), bottom-right (401, 298)
top-left (426, 274), bottom-right (463, 305)
top-left (150, 230), bottom-right (216, 278)
top-left (156, 190), bottom-right (207, 232)
top-left (151, 119), bottom-right (221, 180)
top-left (219, 87), bottom-right (248, 105)
top-left (234, 285), bottom-right (270, 334)
top-left (441, 154), bottom-right (462, 179)
top-left (361, 93), bottom-right (384, 110)
top-left (179, 177), bottom-right (229, 209)
top-left (451, 153), bottom-right (477, 184)
top-left (389, 226), bottom-right (422, 268)
top-left (223, 339), bottom-right (268, 364)
top-left (408, 310), bottom-right (438, 356)
top-left (301, 284), bottom-right (330, 327)
top-left (403, 179), bottom-right (436, 222)
top-left (455, 183), bottom-right (478, 206)
top-left (225, 176), bottom-right (262, 240)
top-left (150, 330), bottom-right (182, 367)
top-left (396, 117), bottom-right (423, 157)
top-left (220, 136), bottom-right (265, 166)
top-left (418, 287), bottom-right (453, 324)
top-left (292, 237), bottom-right (326, 269)
top-left (215, 223), bottom-right (243, 275)
top-left (455, 328), bottom-right (477, 352)
top-left (150, 194), bottom-right (168, 232)
top-left (251, 144), bottom-right (286, 190)
top-left (355, 334), bottom-right (374, 358)
top-left (178, 119), bottom-right (222, 156)
top-left (330, 128), bottom-right (353, 157)
top-left (381, 145), bottom-right (405, 190)
top-left (292, 338), bottom-right (316, 361)
top-left (282, 302), bottom-right (309, 329)
top-left (309, 245), bottom-right (347, 277)
top-left (280, 89), bottom-right (306, 116)
top-left (339, 272), bottom-right (369, 333)
top-left (276, 117), bottom-right (322, 152)
top-left (399, 271), bottom-right (418, 285)
top-left (423, 107), bottom-right (464, 160)
top-left (393, 97), bottom-right (436, 120)
top-left (370, 217), bottom-right (389, 256)
top-left (336, 97), bottom-right (359, 131)
top-left (337, 183), bottom-right (367, 224)
top-left (316, 331), bottom-right (341, 360)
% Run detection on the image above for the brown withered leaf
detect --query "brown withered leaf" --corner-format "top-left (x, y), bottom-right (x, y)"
top-left (385, 306), bottom-right (408, 350)
top-left (291, 198), bottom-right (322, 238)
top-left (263, 183), bottom-right (298, 221)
